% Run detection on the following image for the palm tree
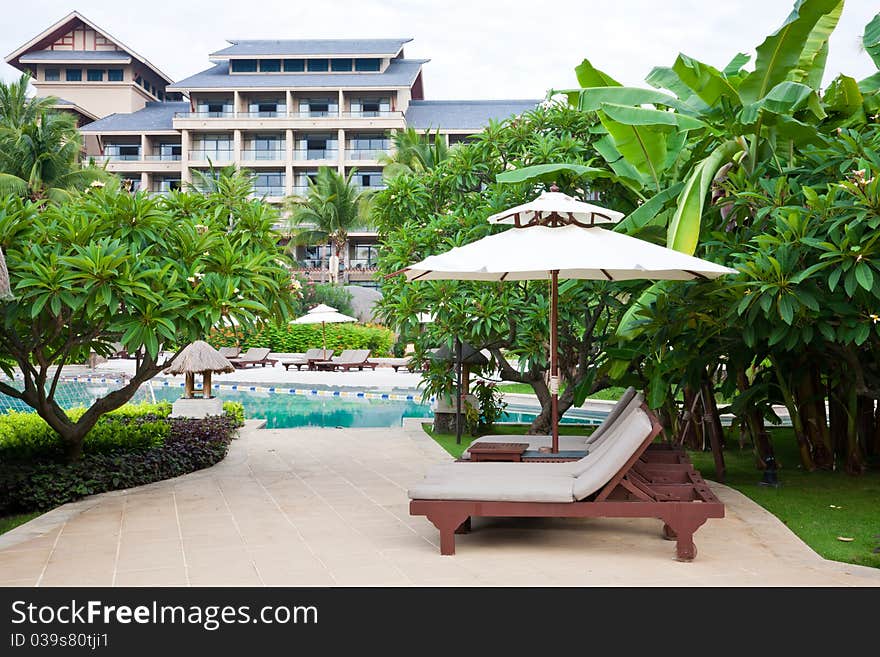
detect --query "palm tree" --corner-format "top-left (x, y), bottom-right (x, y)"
top-left (0, 75), bottom-right (107, 203)
top-left (0, 74), bottom-right (56, 129)
top-left (285, 167), bottom-right (372, 283)
top-left (379, 126), bottom-right (450, 179)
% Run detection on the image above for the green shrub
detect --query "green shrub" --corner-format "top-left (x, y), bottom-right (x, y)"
top-left (223, 401), bottom-right (245, 428)
top-left (209, 322), bottom-right (394, 356)
top-left (0, 415), bottom-right (238, 514)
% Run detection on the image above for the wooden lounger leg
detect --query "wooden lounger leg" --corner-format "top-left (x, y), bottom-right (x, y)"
top-left (424, 509), bottom-right (470, 555)
top-left (662, 508), bottom-right (710, 562)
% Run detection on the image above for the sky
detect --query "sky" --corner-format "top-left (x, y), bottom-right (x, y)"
top-left (1, 0), bottom-right (877, 100)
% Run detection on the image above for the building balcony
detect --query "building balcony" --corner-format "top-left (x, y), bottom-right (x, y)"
top-left (240, 149), bottom-right (286, 162)
top-left (293, 149), bottom-right (339, 162)
top-left (144, 154), bottom-right (182, 161)
top-left (252, 186), bottom-right (286, 197)
top-left (98, 153), bottom-right (141, 161)
top-left (174, 111), bottom-right (234, 119)
top-left (188, 150), bottom-right (234, 162)
top-left (346, 149), bottom-right (387, 161)
top-left (290, 186), bottom-right (310, 197)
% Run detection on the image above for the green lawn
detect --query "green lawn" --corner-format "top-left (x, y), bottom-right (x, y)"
top-left (423, 422), bottom-right (880, 569)
top-left (0, 511), bottom-right (41, 536)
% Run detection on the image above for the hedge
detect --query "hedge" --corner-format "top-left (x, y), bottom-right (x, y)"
top-left (209, 323), bottom-right (394, 356)
top-left (0, 402), bottom-right (246, 514)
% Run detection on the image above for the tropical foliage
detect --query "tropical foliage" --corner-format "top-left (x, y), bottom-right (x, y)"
top-left (0, 171), bottom-right (294, 460)
top-left (0, 74), bottom-right (108, 202)
top-left (375, 0), bottom-right (880, 475)
top-left (285, 167), bottom-right (373, 282)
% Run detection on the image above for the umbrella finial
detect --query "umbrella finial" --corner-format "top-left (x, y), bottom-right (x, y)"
top-left (549, 183), bottom-right (559, 193)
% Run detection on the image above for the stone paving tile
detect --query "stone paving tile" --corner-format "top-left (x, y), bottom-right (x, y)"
top-left (1, 420), bottom-right (879, 587)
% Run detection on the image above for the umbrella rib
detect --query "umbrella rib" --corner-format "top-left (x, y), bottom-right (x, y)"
top-left (500, 272), bottom-right (509, 281)
top-left (685, 270), bottom-right (710, 280)
top-left (599, 268), bottom-right (614, 281)
top-left (410, 270), bottom-right (432, 282)
top-left (384, 267), bottom-right (410, 279)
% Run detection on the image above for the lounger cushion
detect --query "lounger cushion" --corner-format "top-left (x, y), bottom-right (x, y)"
top-left (586, 387), bottom-right (637, 445)
top-left (572, 407), bottom-right (653, 500)
top-left (408, 475), bottom-right (575, 502)
top-left (424, 460), bottom-right (583, 479)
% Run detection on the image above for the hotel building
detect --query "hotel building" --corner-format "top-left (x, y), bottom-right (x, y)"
top-left (6, 12), bottom-right (538, 286)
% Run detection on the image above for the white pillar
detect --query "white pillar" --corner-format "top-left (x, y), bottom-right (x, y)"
top-left (181, 129), bottom-right (191, 184)
top-left (337, 128), bottom-right (345, 175)
top-left (234, 90), bottom-right (241, 118)
top-left (285, 128), bottom-right (294, 196)
top-left (233, 129), bottom-right (242, 167)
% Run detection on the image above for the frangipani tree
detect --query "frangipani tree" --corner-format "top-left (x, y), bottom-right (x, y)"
top-left (0, 175), bottom-right (293, 460)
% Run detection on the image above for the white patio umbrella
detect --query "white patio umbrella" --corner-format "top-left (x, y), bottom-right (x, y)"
top-left (292, 303), bottom-right (357, 351)
top-left (399, 188), bottom-right (737, 452)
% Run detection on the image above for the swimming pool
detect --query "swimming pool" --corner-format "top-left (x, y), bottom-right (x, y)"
top-left (0, 379), bottom-right (603, 429)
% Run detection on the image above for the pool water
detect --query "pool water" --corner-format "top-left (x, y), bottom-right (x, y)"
top-left (0, 380), bottom-right (602, 429)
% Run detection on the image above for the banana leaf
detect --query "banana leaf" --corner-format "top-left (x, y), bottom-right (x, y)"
top-left (790, 0), bottom-right (843, 88)
top-left (614, 183), bottom-right (684, 234)
top-left (599, 102), bottom-right (708, 132)
top-left (739, 0), bottom-right (844, 102)
top-left (723, 53), bottom-right (751, 76)
top-left (672, 54), bottom-right (741, 106)
top-left (822, 75), bottom-right (863, 118)
top-left (740, 81), bottom-right (826, 125)
top-left (572, 86), bottom-right (691, 113)
top-left (575, 59), bottom-right (621, 88)
top-left (495, 163), bottom-right (612, 185)
top-left (597, 111), bottom-right (671, 188)
top-left (864, 12), bottom-right (880, 68)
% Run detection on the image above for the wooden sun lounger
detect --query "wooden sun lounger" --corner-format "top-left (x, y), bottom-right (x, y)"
top-left (409, 405), bottom-right (723, 561)
top-left (229, 347), bottom-right (277, 368)
top-left (282, 348), bottom-right (333, 371)
top-left (313, 349), bottom-right (377, 371)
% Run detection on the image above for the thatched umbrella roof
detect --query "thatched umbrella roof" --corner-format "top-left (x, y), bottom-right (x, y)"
top-left (164, 340), bottom-right (235, 375)
top-left (0, 247), bottom-right (11, 300)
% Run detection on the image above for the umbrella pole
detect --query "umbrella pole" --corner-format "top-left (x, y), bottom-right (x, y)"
top-left (455, 337), bottom-right (463, 445)
top-left (550, 270), bottom-right (559, 453)
top-left (322, 321), bottom-right (326, 351)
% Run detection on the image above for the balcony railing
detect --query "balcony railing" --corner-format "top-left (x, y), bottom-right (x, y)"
top-left (347, 259), bottom-right (378, 270)
top-left (241, 110), bottom-right (287, 118)
top-left (189, 150), bottom-right (234, 161)
top-left (342, 111), bottom-right (401, 119)
top-left (290, 186), bottom-right (311, 197)
top-left (99, 153), bottom-right (141, 161)
top-left (252, 186), bottom-right (286, 197)
top-left (144, 154), bottom-right (181, 161)
top-left (174, 111), bottom-right (234, 119)
top-left (240, 149), bottom-right (285, 160)
top-left (293, 149), bottom-right (338, 161)
top-left (292, 110), bottom-right (339, 118)
top-left (346, 149), bottom-right (387, 160)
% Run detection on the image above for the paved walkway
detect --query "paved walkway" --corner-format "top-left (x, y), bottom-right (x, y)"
top-left (1, 421), bottom-right (877, 587)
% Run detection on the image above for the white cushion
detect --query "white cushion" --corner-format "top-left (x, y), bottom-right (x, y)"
top-left (408, 476), bottom-right (575, 502)
top-left (425, 460), bottom-right (583, 479)
top-left (571, 408), bottom-right (653, 500)
top-left (586, 387), bottom-right (637, 444)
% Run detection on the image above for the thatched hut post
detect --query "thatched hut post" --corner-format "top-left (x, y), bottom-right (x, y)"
top-left (164, 341), bottom-right (234, 416)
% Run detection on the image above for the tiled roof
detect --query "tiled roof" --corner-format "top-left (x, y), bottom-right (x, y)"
top-left (20, 50), bottom-right (131, 62)
top-left (168, 58), bottom-right (426, 90)
top-left (405, 99), bottom-right (540, 130)
top-left (79, 101), bottom-right (189, 132)
top-left (211, 38), bottom-right (412, 57)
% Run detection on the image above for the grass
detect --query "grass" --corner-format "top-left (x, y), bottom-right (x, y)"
top-left (423, 422), bottom-right (880, 569)
top-left (0, 511), bottom-right (41, 536)
top-left (497, 383), bottom-right (628, 402)
top-left (689, 429), bottom-right (880, 569)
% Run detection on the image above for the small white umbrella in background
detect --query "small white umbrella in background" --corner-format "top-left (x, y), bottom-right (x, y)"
top-left (397, 186), bottom-right (737, 452)
top-left (292, 303), bottom-right (357, 351)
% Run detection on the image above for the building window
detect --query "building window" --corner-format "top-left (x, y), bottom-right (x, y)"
top-left (197, 100), bottom-right (233, 117)
top-left (231, 59), bottom-right (258, 73)
top-left (350, 98), bottom-right (390, 117)
top-left (107, 68), bottom-right (123, 81)
top-left (253, 171), bottom-right (285, 196)
top-left (158, 143), bottom-right (181, 160)
top-left (352, 244), bottom-right (378, 268)
top-left (260, 59), bottom-right (281, 72)
top-left (65, 69), bottom-right (82, 81)
top-left (355, 58), bottom-right (381, 72)
top-left (307, 59), bottom-right (329, 72)
top-left (330, 58), bottom-right (352, 72)
top-left (296, 135), bottom-right (337, 159)
top-left (44, 68), bottom-right (60, 81)
top-left (87, 69), bottom-right (104, 82)
top-left (299, 98), bottom-right (337, 117)
top-left (284, 59), bottom-right (305, 72)
top-left (248, 99), bottom-right (285, 116)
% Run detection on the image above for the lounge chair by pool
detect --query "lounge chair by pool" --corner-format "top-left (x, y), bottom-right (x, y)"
top-left (228, 347), bottom-right (277, 368)
top-left (282, 348), bottom-right (333, 371)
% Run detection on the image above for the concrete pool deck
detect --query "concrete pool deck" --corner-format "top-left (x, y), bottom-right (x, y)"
top-left (1, 420), bottom-right (877, 587)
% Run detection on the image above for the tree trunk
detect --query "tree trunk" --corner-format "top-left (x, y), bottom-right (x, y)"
top-left (770, 356), bottom-right (814, 470)
top-left (679, 386), bottom-right (703, 450)
top-left (829, 378), bottom-right (847, 468)
top-left (701, 378), bottom-right (726, 482)
top-left (845, 382), bottom-right (865, 475)
top-left (735, 368), bottom-right (773, 466)
top-left (794, 363), bottom-right (833, 470)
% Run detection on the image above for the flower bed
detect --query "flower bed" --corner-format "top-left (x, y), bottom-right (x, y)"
top-left (0, 402), bottom-right (245, 515)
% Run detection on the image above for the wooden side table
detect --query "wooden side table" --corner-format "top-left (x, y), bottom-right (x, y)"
top-left (467, 442), bottom-right (530, 462)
